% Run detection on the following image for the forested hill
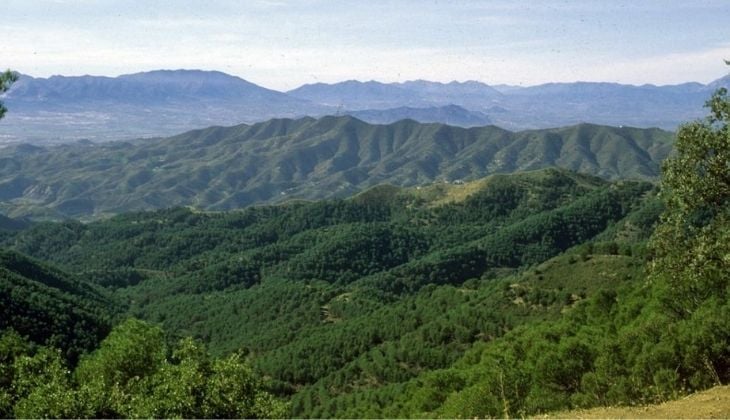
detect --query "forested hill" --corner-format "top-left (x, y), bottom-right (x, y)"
top-left (0, 249), bottom-right (114, 363)
top-left (0, 163), bottom-right (726, 417)
top-left (0, 168), bottom-right (664, 417)
top-left (0, 116), bottom-right (673, 219)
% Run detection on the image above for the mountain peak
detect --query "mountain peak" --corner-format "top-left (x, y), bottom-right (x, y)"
top-left (5, 69), bottom-right (299, 105)
top-left (708, 74), bottom-right (730, 89)
top-left (118, 69), bottom-right (255, 86)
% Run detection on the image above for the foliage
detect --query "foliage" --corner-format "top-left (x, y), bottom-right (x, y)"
top-left (0, 250), bottom-right (113, 363)
top-left (0, 70), bottom-right (18, 121)
top-left (0, 320), bottom-right (287, 418)
top-left (650, 86), bottom-right (730, 317)
top-left (0, 117), bottom-right (673, 218)
top-left (0, 168), bottom-right (666, 418)
top-left (0, 147), bottom-right (726, 418)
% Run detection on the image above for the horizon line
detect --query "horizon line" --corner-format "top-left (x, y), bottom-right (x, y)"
top-left (13, 68), bottom-right (728, 91)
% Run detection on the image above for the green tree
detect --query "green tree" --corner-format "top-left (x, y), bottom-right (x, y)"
top-left (203, 351), bottom-right (288, 418)
top-left (73, 319), bottom-right (288, 418)
top-left (0, 70), bottom-right (18, 120)
top-left (12, 348), bottom-right (90, 418)
top-left (124, 337), bottom-right (210, 418)
top-left (0, 330), bottom-right (32, 417)
top-left (75, 318), bottom-right (167, 417)
top-left (650, 77), bottom-right (730, 316)
top-left (649, 65), bottom-right (730, 387)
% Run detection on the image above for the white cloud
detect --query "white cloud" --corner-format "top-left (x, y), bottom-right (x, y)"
top-left (3, 3), bottom-right (729, 89)
top-left (6, 29), bottom-right (729, 90)
top-left (581, 44), bottom-right (730, 85)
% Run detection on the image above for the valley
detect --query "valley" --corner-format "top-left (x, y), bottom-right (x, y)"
top-left (0, 168), bottom-right (669, 417)
top-left (0, 10), bottom-right (728, 415)
top-left (0, 144), bottom-right (727, 416)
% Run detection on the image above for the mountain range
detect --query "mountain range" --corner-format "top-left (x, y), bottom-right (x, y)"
top-left (0, 60), bottom-right (727, 418)
top-left (0, 70), bottom-right (327, 143)
top-left (0, 69), bottom-right (726, 143)
top-left (348, 104), bottom-right (491, 127)
top-left (0, 116), bottom-right (673, 219)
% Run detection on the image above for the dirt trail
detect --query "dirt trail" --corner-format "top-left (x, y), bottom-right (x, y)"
top-left (543, 385), bottom-right (730, 419)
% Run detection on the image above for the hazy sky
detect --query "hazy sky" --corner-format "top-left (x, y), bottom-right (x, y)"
top-left (4, 0), bottom-right (730, 90)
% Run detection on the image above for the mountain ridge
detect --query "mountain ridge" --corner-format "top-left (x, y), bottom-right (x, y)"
top-left (7, 69), bottom-right (315, 107)
top-left (1, 69), bottom-right (727, 143)
top-left (347, 104), bottom-right (491, 127)
top-left (0, 116), bottom-right (673, 219)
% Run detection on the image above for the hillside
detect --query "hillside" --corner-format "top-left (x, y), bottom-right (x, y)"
top-left (0, 249), bottom-right (114, 362)
top-left (0, 164), bottom-right (726, 418)
top-left (0, 116), bottom-right (673, 219)
top-left (546, 386), bottom-right (730, 419)
top-left (348, 104), bottom-right (491, 127)
top-left (0, 169), bottom-right (663, 415)
top-left (0, 84), bottom-right (726, 418)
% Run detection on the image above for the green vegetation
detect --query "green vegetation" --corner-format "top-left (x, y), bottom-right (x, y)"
top-left (0, 117), bottom-right (673, 218)
top-left (0, 250), bottom-right (113, 363)
top-left (0, 320), bottom-right (287, 418)
top-left (0, 87), bottom-right (726, 418)
top-left (0, 168), bottom-right (668, 417)
top-left (0, 70), bottom-right (18, 120)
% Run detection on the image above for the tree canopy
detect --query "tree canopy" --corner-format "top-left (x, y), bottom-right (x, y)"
top-left (0, 70), bottom-right (18, 121)
top-left (651, 80), bottom-right (730, 317)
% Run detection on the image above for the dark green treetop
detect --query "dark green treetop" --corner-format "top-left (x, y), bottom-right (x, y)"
top-left (650, 62), bottom-right (730, 316)
top-left (0, 70), bottom-right (18, 121)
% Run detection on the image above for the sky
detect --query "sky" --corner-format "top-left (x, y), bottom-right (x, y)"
top-left (3, 0), bottom-right (730, 90)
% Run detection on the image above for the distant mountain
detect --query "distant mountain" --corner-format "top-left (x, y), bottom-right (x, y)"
top-left (286, 80), bottom-right (425, 109)
top-left (509, 81), bottom-right (708, 97)
top-left (707, 73), bottom-right (730, 89)
top-left (287, 79), bottom-right (504, 110)
top-left (490, 81), bottom-right (713, 130)
top-left (347, 104), bottom-right (491, 127)
top-left (491, 84), bottom-right (525, 94)
top-left (394, 80), bottom-right (503, 103)
top-left (0, 69), bottom-right (726, 143)
top-left (291, 79), bottom-right (715, 130)
top-left (0, 70), bottom-right (330, 143)
top-left (7, 70), bottom-right (299, 105)
top-left (0, 116), bottom-right (673, 219)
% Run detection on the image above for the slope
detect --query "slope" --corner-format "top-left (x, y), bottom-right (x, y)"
top-left (547, 385), bottom-right (730, 419)
top-left (347, 104), bottom-right (491, 127)
top-left (0, 249), bottom-right (115, 362)
top-left (0, 116), bottom-right (673, 219)
top-left (0, 168), bottom-right (662, 416)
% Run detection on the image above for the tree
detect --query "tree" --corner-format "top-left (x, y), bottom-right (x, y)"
top-left (650, 72), bottom-right (730, 316)
top-left (648, 64), bottom-right (730, 388)
top-left (73, 319), bottom-right (288, 418)
top-left (0, 70), bottom-right (18, 120)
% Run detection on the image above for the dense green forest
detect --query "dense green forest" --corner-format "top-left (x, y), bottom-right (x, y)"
top-left (0, 117), bottom-right (673, 219)
top-left (0, 88), bottom-right (727, 418)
